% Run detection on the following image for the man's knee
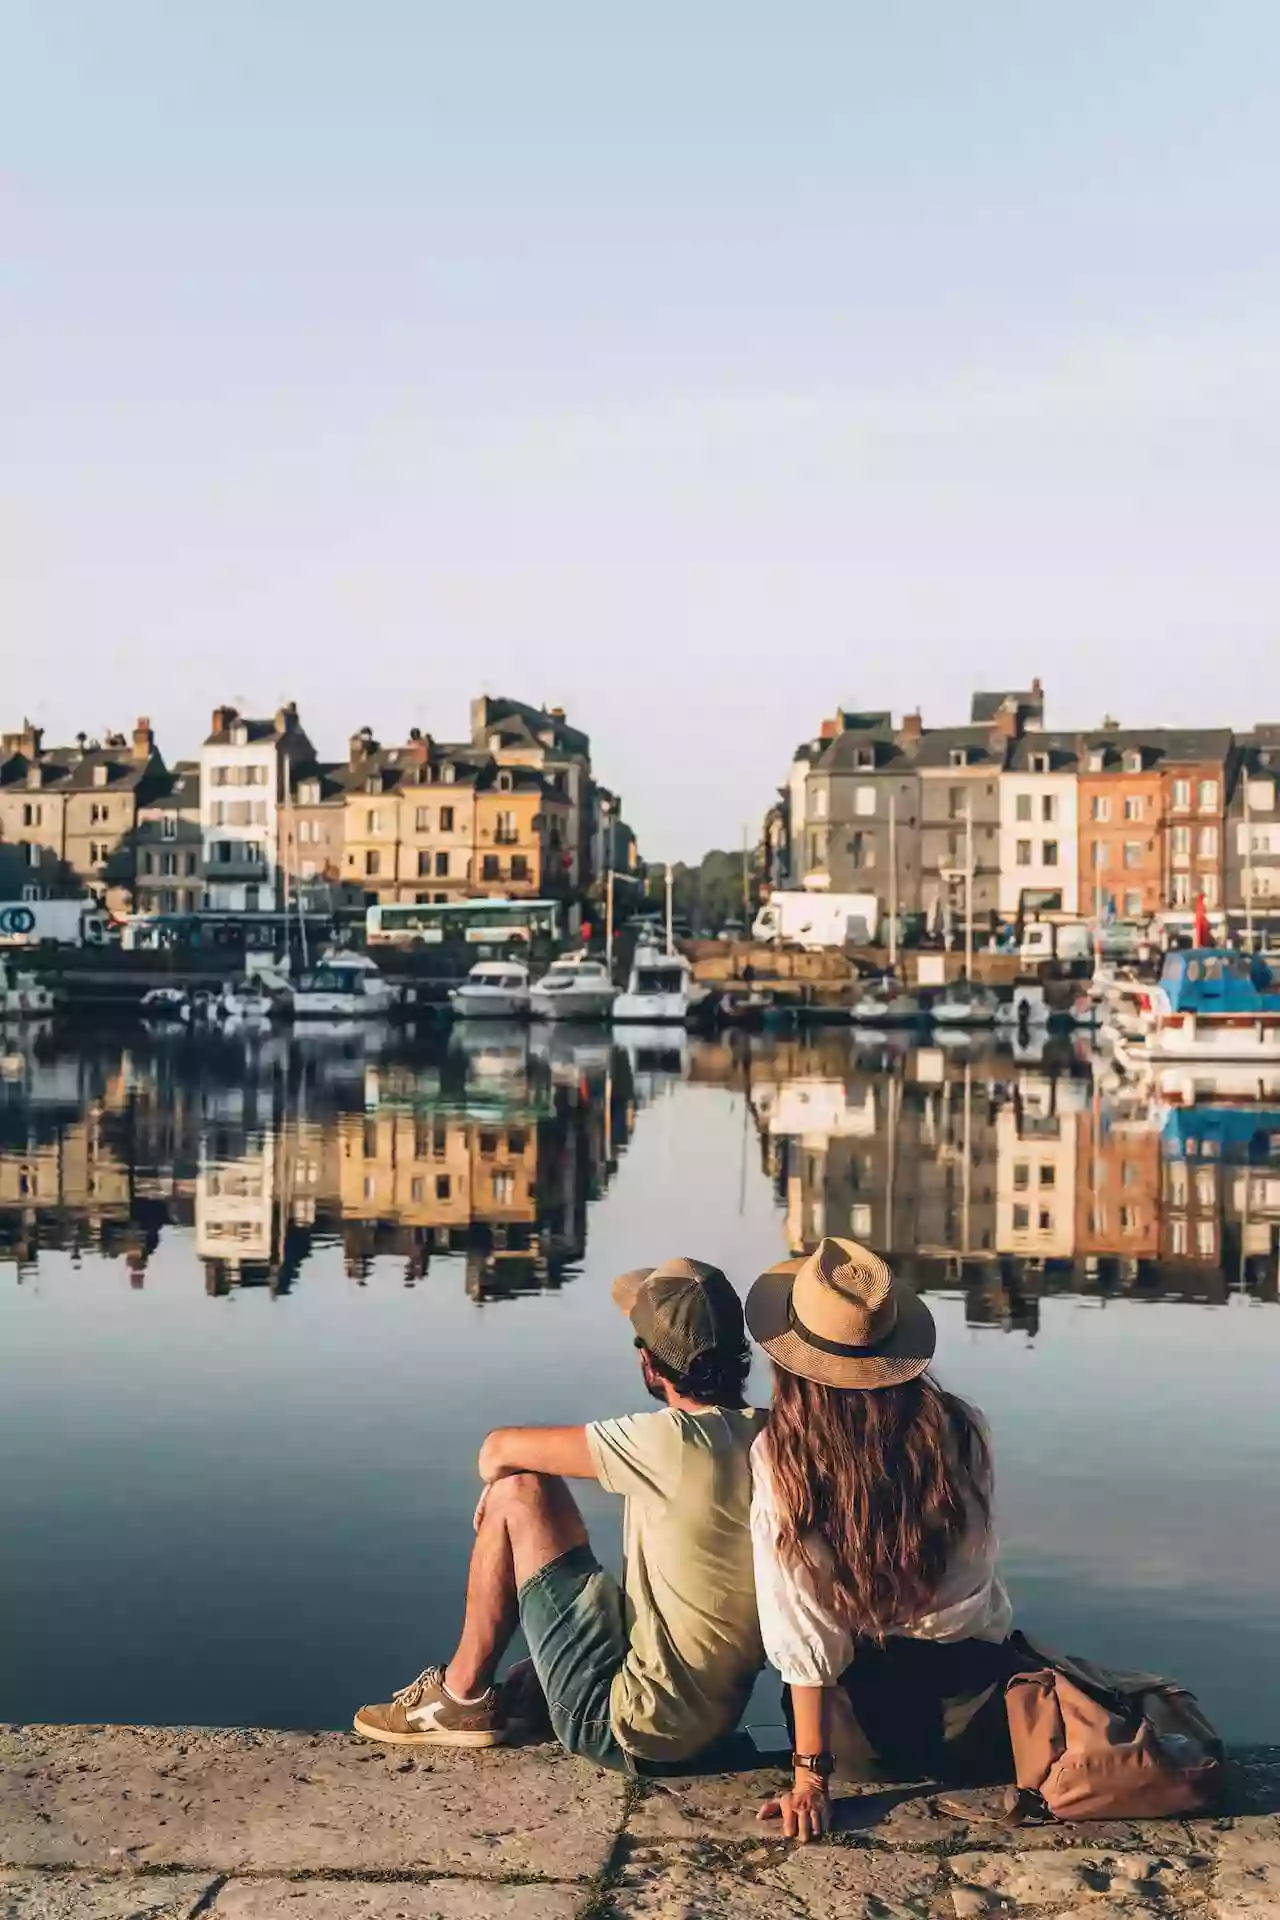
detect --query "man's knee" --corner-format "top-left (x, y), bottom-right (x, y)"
top-left (485, 1470), bottom-right (567, 1520)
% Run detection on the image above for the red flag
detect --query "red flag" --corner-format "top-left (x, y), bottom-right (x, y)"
top-left (1193, 892), bottom-right (1211, 949)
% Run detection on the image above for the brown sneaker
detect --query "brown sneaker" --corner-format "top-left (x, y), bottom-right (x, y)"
top-left (353, 1665), bottom-right (505, 1748)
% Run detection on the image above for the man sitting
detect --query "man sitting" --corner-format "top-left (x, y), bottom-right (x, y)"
top-left (354, 1258), bottom-right (765, 1772)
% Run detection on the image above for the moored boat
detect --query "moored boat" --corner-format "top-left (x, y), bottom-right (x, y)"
top-left (1129, 949), bottom-right (1280, 1064)
top-left (292, 949), bottom-right (398, 1020)
top-left (529, 953), bottom-right (619, 1023)
top-left (449, 960), bottom-right (531, 1021)
top-left (613, 943), bottom-right (693, 1024)
top-left (931, 981), bottom-right (1000, 1027)
top-left (0, 959), bottom-right (55, 1019)
top-left (850, 979), bottom-right (926, 1025)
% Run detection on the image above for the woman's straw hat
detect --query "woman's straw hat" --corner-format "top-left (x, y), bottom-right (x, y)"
top-left (746, 1235), bottom-right (936, 1389)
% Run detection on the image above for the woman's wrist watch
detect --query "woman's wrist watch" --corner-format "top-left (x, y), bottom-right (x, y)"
top-left (790, 1750), bottom-right (834, 1782)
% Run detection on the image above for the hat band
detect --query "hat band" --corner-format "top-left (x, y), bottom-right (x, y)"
top-left (787, 1297), bottom-right (893, 1359)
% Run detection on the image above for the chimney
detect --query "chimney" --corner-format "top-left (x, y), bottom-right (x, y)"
top-left (548, 706), bottom-right (566, 721)
top-left (132, 716), bottom-right (155, 761)
top-left (990, 704), bottom-right (1020, 743)
top-left (1030, 676), bottom-right (1043, 697)
top-left (820, 717), bottom-right (838, 741)
top-left (899, 709), bottom-right (923, 746)
top-left (19, 718), bottom-right (43, 760)
top-left (349, 727), bottom-right (376, 765)
top-left (274, 701), bottom-right (299, 737)
top-left (405, 729), bottom-right (431, 763)
top-left (211, 705), bottom-right (236, 738)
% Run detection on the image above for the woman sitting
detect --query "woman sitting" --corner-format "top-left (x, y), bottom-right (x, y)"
top-left (746, 1236), bottom-right (1014, 1842)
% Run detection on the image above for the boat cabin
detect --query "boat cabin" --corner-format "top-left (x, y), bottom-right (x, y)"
top-left (1158, 949), bottom-right (1280, 1015)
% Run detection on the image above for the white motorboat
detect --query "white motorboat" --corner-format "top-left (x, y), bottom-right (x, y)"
top-left (293, 949), bottom-right (398, 1020)
top-left (613, 944), bottom-right (693, 1024)
top-left (850, 980), bottom-right (926, 1025)
top-left (449, 959), bottom-right (531, 1021)
top-left (140, 986), bottom-right (193, 1025)
top-left (931, 981), bottom-right (1000, 1027)
top-left (1117, 949), bottom-right (1280, 1070)
top-left (529, 954), bottom-right (619, 1023)
top-left (0, 959), bottom-right (55, 1019)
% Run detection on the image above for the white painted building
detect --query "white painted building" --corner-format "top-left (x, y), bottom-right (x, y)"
top-left (995, 1077), bottom-right (1079, 1261)
top-left (998, 734), bottom-right (1080, 918)
top-left (199, 704), bottom-right (313, 912)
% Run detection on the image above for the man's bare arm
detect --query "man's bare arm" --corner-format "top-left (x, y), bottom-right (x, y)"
top-left (477, 1425), bottom-right (599, 1485)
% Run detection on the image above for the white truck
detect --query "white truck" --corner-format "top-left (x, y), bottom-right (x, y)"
top-left (0, 900), bottom-right (113, 947)
top-left (752, 890), bottom-right (880, 950)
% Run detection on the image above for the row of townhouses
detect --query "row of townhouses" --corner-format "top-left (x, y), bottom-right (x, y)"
top-left (0, 696), bottom-right (638, 920)
top-left (762, 682), bottom-right (1280, 926)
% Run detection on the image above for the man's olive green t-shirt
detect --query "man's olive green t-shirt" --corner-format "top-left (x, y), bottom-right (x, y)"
top-left (584, 1406), bottom-right (766, 1763)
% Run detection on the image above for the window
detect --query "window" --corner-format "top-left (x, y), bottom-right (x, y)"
top-left (949, 749), bottom-right (968, 769)
top-left (435, 1175), bottom-right (451, 1200)
top-left (439, 805), bottom-right (455, 832)
top-left (415, 806), bottom-right (430, 831)
top-left (482, 854), bottom-right (500, 881)
top-left (851, 1203), bottom-right (872, 1237)
top-left (1012, 1204), bottom-right (1029, 1231)
top-left (1196, 1220), bottom-right (1216, 1259)
top-left (365, 849), bottom-right (381, 877)
top-left (1013, 1163), bottom-right (1030, 1191)
top-left (1120, 796), bottom-right (1142, 823)
top-left (511, 854), bottom-right (529, 880)
top-left (1029, 752), bottom-right (1050, 776)
top-left (90, 802), bottom-right (109, 824)
top-left (1124, 751), bottom-right (1144, 774)
top-left (1198, 779), bottom-right (1219, 811)
top-left (1092, 842), bottom-right (1109, 869)
top-left (417, 851), bottom-right (431, 877)
top-left (1171, 825), bottom-right (1191, 858)
top-left (1090, 795), bottom-right (1110, 822)
top-left (1119, 1206), bottom-right (1134, 1233)
top-left (1246, 779), bottom-right (1276, 812)
top-left (813, 788), bottom-right (828, 818)
top-left (22, 844), bottom-right (40, 868)
top-left (1038, 1209), bottom-right (1052, 1232)
top-left (849, 831), bottom-right (875, 868)
top-left (435, 851), bottom-right (449, 878)
top-left (491, 1170), bottom-right (516, 1205)
top-left (1123, 841), bottom-right (1142, 869)
top-left (854, 786), bottom-right (876, 817)
top-left (1198, 825), bottom-right (1218, 860)
top-left (948, 786), bottom-right (966, 818)
top-left (22, 803), bottom-right (42, 827)
top-left (496, 769), bottom-right (514, 792)
top-left (161, 852), bottom-right (177, 876)
top-left (1039, 1164), bottom-right (1056, 1188)
top-left (162, 813), bottom-right (177, 840)
top-left (1170, 1217), bottom-right (1188, 1256)
top-left (410, 1177), bottom-right (425, 1203)
top-left (1202, 874), bottom-right (1219, 907)
top-left (495, 810), bottom-right (517, 844)
top-left (1038, 839), bottom-right (1056, 866)
top-left (141, 851), bottom-right (153, 875)
top-left (366, 808), bottom-right (382, 833)
top-left (212, 767), bottom-right (229, 787)
top-left (299, 781), bottom-right (321, 805)
top-left (1041, 794), bottom-right (1057, 823)
top-left (232, 723), bottom-right (248, 746)
top-left (92, 763), bottom-right (109, 787)
top-left (1088, 751), bottom-right (1106, 773)
top-left (1172, 778), bottom-right (1191, 810)
top-left (1016, 839), bottom-right (1032, 866)
top-left (441, 763), bottom-right (456, 783)
top-left (852, 746), bottom-right (875, 771)
top-left (1015, 794), bottom-right (1032, 822)
top-left (1171, 873), bottom-right (1191, 906)
top-left (1124, 890), bottom-right (1143, 917)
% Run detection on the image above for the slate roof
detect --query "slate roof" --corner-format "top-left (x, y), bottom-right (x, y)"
top-left (475, 697), bottom-right (590, 760)
top-left (204, 716), bottom-right (280, 746)
top-left (914, 726), bottom-right (1011, 771)
top-left (816, 728), bottom-right (918, 774)
top-left (971, 688), bottom-right (1045, 724)
top-left (0, 743), bottom-right (165, 794)
top-left (1078, 728), bottom-right (1234, 770)
top-left (1006, 733), bottom-right (1080, 774)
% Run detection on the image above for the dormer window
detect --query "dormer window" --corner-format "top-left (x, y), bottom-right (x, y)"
top-left (366, 774), bottom-right (382, 795)
top-left (299, 781), bottom-right (320, 806)
top-left (441, 763), bottom-right (456, 784)
top-left (93, 764), bottom-right (109, 787)
top-left (1029, 752), bottom-right (1050, 775)
top-left (488, 733), bottom-right (503, 751)
top-left (1124, 751), bottom-right (1143, 774)
top-left (853, 746), bottom-right (875, 771)
top-left (232, 723), bottom-right (249, 746)
top-left (497, 770), bottom-right (514, 792)
top-left (949, 748), bottom-right (968, 769)
top-left (1088, 750), bottom-right (1106, 773)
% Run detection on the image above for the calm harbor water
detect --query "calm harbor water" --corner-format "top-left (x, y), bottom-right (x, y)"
top-left (1, 1020), bottom-right (1278, 1742)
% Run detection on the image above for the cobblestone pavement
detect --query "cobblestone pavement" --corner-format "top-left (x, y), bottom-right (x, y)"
top-left (1, 1728), bottom-right (1277, 1919)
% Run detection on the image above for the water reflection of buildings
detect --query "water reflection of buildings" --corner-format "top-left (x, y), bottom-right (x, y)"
top-left (0, 1034), bottom-right (637, 1299)
top-left (745, 1037), bottom-right (1280, 1332)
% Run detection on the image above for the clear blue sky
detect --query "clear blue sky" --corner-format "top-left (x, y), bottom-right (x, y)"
top-left (5, 2), bottom-right (1278, 859)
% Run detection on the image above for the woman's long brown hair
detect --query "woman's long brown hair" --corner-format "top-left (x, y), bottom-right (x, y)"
top-left (766, 1365), bottom-right (992, 1635)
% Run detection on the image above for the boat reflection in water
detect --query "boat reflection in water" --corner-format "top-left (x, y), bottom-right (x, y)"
top-left (1, 1025), bottom-right (1278, 1320)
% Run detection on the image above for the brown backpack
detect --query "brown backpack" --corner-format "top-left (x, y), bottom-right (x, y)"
top-left (1004, 1644), bottom-right (1225, 1822)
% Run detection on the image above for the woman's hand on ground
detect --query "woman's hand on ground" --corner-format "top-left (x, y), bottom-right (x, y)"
top-left (756, 1774), bottom-right (831, 1843)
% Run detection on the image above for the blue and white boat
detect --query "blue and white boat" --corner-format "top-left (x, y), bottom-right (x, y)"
top-left (1140, 949), bottom-right (1280, 1063)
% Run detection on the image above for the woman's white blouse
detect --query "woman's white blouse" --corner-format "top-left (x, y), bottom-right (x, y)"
top-left (749, 1430), bottom-right (1014, 1689)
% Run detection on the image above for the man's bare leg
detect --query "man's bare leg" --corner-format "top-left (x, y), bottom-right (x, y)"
top-left (444, 1471), bottom-right (588, 1700)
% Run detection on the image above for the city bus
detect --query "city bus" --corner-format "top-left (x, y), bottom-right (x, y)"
top-left (365, 898), bottom-right (562, 954)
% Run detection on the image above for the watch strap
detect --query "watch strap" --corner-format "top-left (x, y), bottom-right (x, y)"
top-left (790, 1750), bottom-right (835, 1780)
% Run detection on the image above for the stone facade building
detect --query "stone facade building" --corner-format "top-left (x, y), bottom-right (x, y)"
top-left (134, 762), bottom-right (203, 916)
top-left (1225, 727), bottom-right (1280, 931)
top-left (799, 712), bottom-right (921, 921)
top-left (0, 718), bottom-right (168, 914)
